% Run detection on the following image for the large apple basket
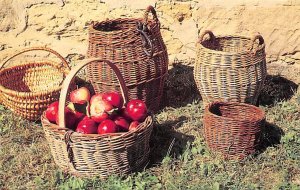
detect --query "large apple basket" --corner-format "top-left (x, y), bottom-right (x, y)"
top-left (87, 5), bottom-right (168, 112)
top-left (41, 59), bottom-right (154, 178)
top-left (194, 30), bottom-right (267, 106)
top-left (203, 101), bottom-right (265, 159)
top-left (0, 47), bottom-right (70, 121)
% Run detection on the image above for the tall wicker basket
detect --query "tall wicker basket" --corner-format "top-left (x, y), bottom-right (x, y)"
top-left (0, 47), bottom-right (70, 121)
top-left (41, 59), bottom-right (154, 178)
top-left (86, 5), bottom-right (168, 112)
top-left (194, 30), bottom-right (267, 106)
top-left (203, 101), bottom-right (265, 160)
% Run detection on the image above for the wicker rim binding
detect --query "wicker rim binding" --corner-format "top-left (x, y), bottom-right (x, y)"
top-left (0, 47), bottom-right (70, 97)
top-left (198, 30), bottom-right (265, 55)
top-left (205, 101), bottom-right (265, 122)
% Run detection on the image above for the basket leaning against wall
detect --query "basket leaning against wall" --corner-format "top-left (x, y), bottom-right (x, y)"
top-left (194, 30), bottom-right (267, 106)
top-left (41, 59), bottom-right (154, 178)
top-left (86, 5), bottom-right (168, 112)
top-left (0, 47), bottom-right (70, 121)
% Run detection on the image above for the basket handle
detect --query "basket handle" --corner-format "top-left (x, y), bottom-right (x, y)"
top-left (143, 5), bottom-right (159, 25)
top-left (58, 58), bottom-right (129, 128)
top-left (249, 34), bottom-right (265, 53)
top-left (0, 47), bottom-right (70, 70)
top-left (198, 30), bottom-right (216, 44)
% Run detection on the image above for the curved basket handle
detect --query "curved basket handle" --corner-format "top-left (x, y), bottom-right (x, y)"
top-left (58, 59), bottom-right (129, 128)
top-left (249, 34), bottom-right (265, 53)
top-left (143, 5), bottom-right (159, 25)
top-left (0, 47), bottom-right (70, 70)
top-left (198, 30), bottom-right (216, 44)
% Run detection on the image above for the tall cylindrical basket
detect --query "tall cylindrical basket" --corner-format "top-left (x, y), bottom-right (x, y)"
top-left (86, 5), bottom-right (168, 112)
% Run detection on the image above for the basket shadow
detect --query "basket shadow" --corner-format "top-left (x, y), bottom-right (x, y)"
top-left (160, 60), bottom-right (201, 109)
top-left (257, 121), bottom-right (284, 154)
top-left (258, 75), bottom-right (298, 107)
top-left (147, 116), bottom-right (195, 167)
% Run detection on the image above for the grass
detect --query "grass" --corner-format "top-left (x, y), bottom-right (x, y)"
top-left (1, 64), bottom-right (300, 189)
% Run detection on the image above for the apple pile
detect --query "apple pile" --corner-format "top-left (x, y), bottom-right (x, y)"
top-left (45, 87), bottom-right (148, 134)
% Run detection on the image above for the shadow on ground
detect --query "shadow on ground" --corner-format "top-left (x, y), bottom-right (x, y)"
top-left (160, 60), bottom-right (201, 109)
top-left (257, 121), bottom-right (284, 153)
top-left (259, 75), bottom-right (298, 106)
top-left (148, 116), bottom-right (195, 166)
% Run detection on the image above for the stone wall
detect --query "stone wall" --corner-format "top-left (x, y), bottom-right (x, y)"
top-left (0, 0), bottom-right (300, 65)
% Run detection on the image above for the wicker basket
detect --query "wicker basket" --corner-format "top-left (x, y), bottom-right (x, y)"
top-left (86, 5), bottom-right (168, 112)
top-left (194, 30), bottom-right (267, 106)
top-left (41, 59), bottom-right (154, 178)
top-left (203, 101), bottom-right (265, 159)
top-left (0, 47), bottom-right (70, 121)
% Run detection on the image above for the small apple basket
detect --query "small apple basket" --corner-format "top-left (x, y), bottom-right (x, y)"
top-left (41, 59), bottom-right (153, 178)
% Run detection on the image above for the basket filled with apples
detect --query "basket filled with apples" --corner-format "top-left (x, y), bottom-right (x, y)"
top-left (41, 59), bottom-right (154, 178)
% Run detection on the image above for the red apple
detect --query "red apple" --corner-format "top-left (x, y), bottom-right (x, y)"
top-left (45, 101), bottom-right (59, 123)
top-left (90, 94), bottom-right (114, 123)
top-left (129, 121), bottom-right (140, 131)
top-left (120, 108), bottom-right (132, 122)
top-left (70, 87), bottom-right (91, 104)
top-left (97, 119), bottom-right (117, 134)
top-left (126, 99), bottom-right (147, 122)
top-left (102, 91), bottom-right (123, 109)
top-left (76, 116), bottom-right (98, 134)
top-left (113, 116), bottom-right (129, 132)
top-left (56, 107), bottom-right (77, 130)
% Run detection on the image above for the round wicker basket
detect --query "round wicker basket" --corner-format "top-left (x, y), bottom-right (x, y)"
top-left (194, 30), bottom-right (267, 106)
top-left (0, 47), bottom-right (70, 121)
top-left (203, 101), bottom-right (265, 159)
top-left (41, 59), bottom-right (154, 178)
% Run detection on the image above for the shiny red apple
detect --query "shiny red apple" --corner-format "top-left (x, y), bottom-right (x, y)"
top-left (97, 119), bottom-right (117, 134)
top-left (70, 87), bottom-right (91, 104)
top-left (102, 91), bottom-right (123, 109)
top-left (45, 101), bottom-right (59, 123)
top-left (126, 99), bottom-right (147, 122)
top-left (113, 116), bottom-right (129, 132)
top-left (76, 116), bottom-right (98, 134)
top-left (129, 121), bottom-right (140, 131)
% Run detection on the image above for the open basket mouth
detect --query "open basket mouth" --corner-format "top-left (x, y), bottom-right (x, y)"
top-left (207, 101), bottom-right (265, 123)
top-left (0, 62), bottom-right (66, 97)
top-left (90, 18), bottom-right (157, 33)
top-left (201, 36), bottom-right (265, 54)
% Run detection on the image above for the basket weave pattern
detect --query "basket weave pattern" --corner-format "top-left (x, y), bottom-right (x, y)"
top-left (194, 30), bottom-right (267, 106)
top-left (86, 6), bottom-right (168, 112)
top-left (203, 102), bottom-right (265, 159)
top-left (0, 47), bottom-right (70, 121)
top-left (42, 59), bottom-right (154, 178)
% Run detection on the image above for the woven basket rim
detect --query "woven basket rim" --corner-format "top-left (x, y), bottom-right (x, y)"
top-left (205, 101), bottom-right (265, 122)
top-left (89, 18), bottom-right (158, 34)
top-left (0, 61), bottom-right (68, 97)
top-left (41, 112), bottom-right (154, 140)
top-left (197, 35), bottom-right (265, 56)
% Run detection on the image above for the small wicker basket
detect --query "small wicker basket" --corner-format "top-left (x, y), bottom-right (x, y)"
top-left (41, 59), bottom-right (154, 178)
top-left (86, 5), bottom-right (168, 112)
top-left (203, 101), bottom-right (265, 159)
top-left (0, 47), bottom-right (70, 121)
top-left (194, 30), bottom-right (267, 106)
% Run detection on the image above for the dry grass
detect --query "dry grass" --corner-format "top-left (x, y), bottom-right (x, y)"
top-left (0, 63), bottom-right (300, 189)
